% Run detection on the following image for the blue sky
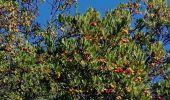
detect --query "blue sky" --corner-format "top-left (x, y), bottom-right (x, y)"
top-left (36, 0), bottom-right (128, 25)
top-left (77, 0), bottom-right (127, 16)
top-left (36, 0), bottom-right (170, 25)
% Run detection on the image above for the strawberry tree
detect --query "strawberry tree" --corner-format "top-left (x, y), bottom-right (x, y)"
top-left (0, 0), bottom-right (170, 99)
top-left (54, 6), bottom-right (158, 99)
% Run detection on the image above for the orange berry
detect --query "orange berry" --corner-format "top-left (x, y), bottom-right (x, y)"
top-left (13, 28), bottom-right (19, 33)
top-left (84, 34), bottom-right (93, 41)
top-left (65, 0), bottom-right (71, 6)
top-left (97, 58), bottom-right (108, 63)
top-left (116, 96), bottom-right (122, 100)
top-left (125, 86), bottom-right (131, 92)
top-left (144, 90), bottom-right (150, 97)
top-left (121, 38), bottom-right (129, 43)
top-left (135, 3), bottom-right (141, 7)
top-left (124, 67), bottom-right (134, 75)
top-left (122, 28), bottom-right (129, 35)
top-left (150, 13), bottom-right (155, 17)
top-left (148, 4), bottom-right (154, 9)
top-left (135, 76), bottom-right (142, 82)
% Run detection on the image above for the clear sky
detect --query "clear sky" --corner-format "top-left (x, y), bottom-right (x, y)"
top-left (77, 0), bottom-right (127, 16)
top-left (36, 0), bottom-right (128, 25)
top-left (36, 0), bottom-right (170, 25)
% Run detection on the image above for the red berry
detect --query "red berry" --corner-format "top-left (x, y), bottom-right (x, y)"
top-left (158, 96), bottom-right (163, 100)
top-left (114, 68), bottom-right (124, 73)
top-left (90, 22), bottom-right (97, 26)
top-left (135, 11), bottom-right (142, 14)
top-left (104, 89), bottom-right (113, 94)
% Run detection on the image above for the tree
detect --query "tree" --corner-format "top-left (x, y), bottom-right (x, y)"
top-left (127, 0), bottom-right (170, 99)
top-left (0, 0), bottom-right (170, 99)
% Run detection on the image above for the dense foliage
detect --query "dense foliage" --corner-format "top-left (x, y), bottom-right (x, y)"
top-left (0, 0), bottom-right (170, 99)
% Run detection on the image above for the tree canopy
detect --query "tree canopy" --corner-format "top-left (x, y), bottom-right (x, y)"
top-left (0, 0), bottom-right (170, 99)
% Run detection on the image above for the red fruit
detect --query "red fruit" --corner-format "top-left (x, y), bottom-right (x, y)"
top-left (108, 89), bottom-right (113, 93)
top-left (135, 11), bottom-right (142, 14)
top-left (104, 89), bottom-right (113, 94)
top-left (90, 22), bottom-right (97, 26)
top-left (158, 96), bottom-right (163, 100)
top-left (114, 68), bottom-right (124, 73)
